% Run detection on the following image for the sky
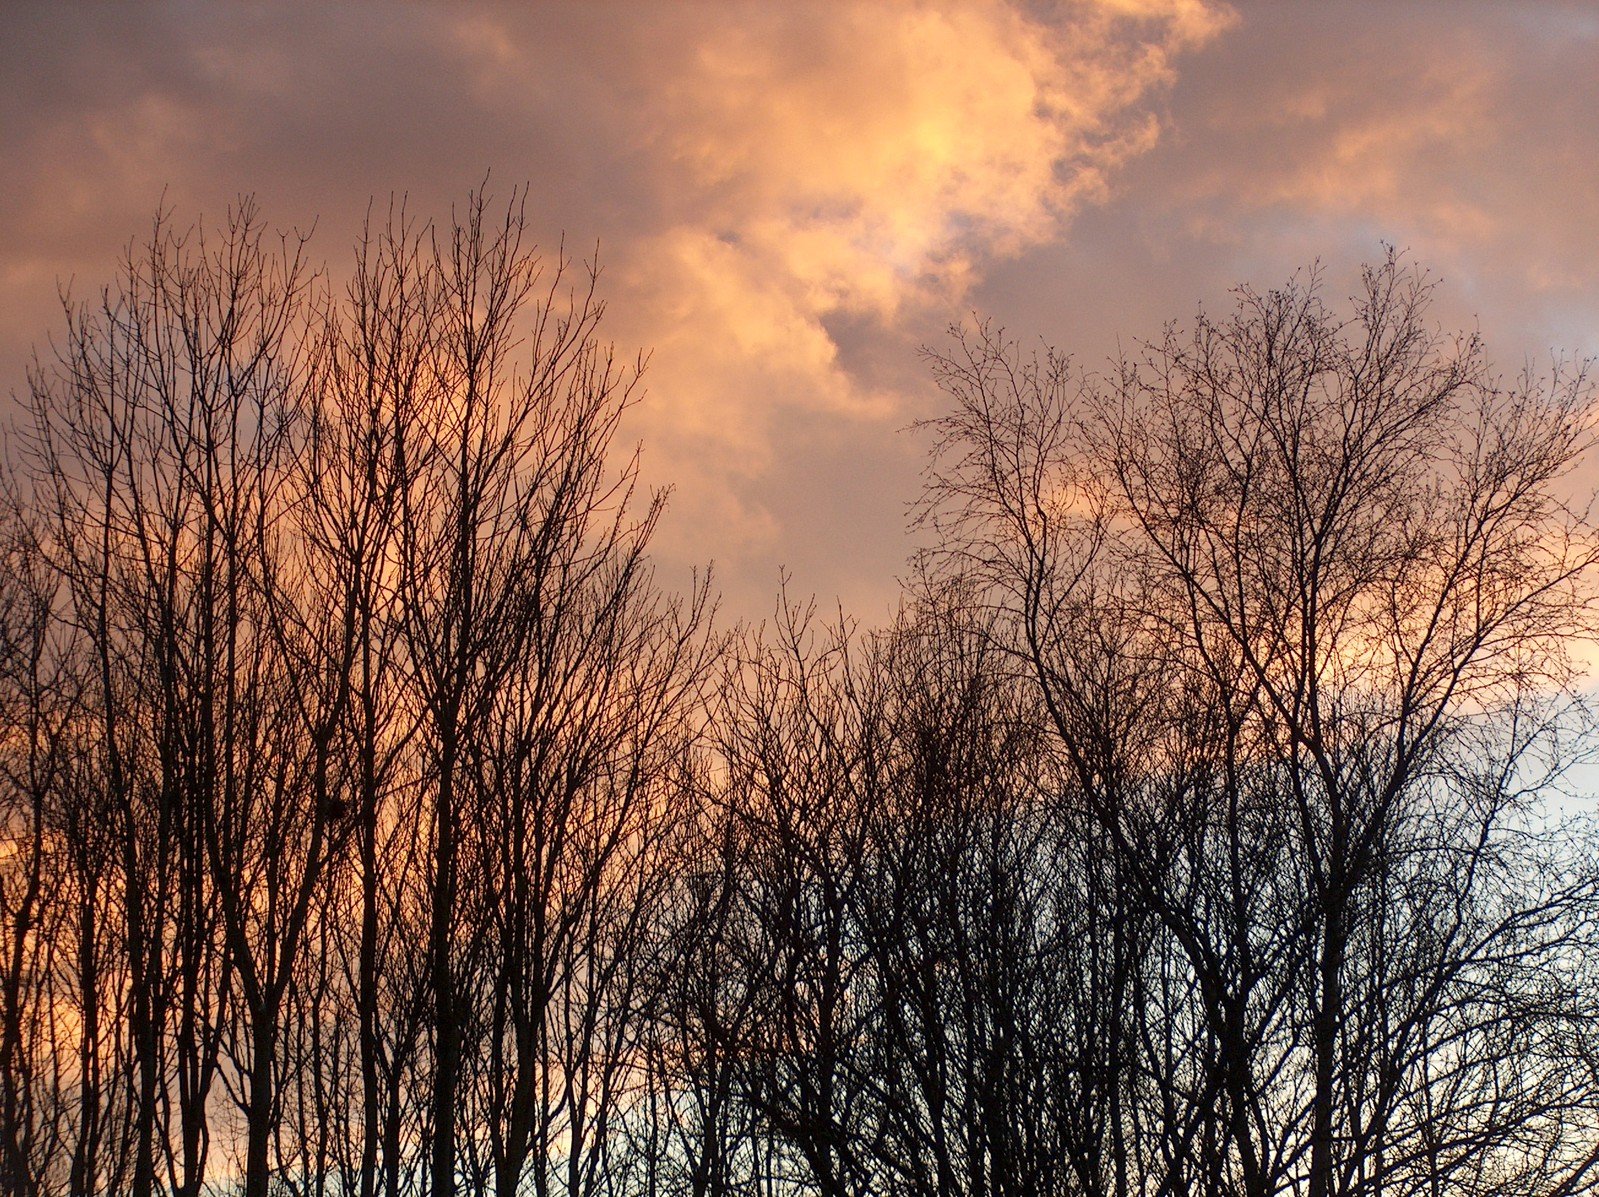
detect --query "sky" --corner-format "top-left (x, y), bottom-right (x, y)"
top-left (3, 0), bottom-right (1597, 625)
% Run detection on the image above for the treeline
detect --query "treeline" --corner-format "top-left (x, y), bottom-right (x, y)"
top-left (1, 194), bottom-right (1598, 1197)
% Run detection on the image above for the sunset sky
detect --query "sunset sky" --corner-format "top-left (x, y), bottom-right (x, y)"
top-left (4, 1), bottom-right (1597, 622)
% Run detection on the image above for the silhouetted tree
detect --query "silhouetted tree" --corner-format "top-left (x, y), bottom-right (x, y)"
top-left (920, 253), bottom-right (1599, 1197)
top-left (7, 206), bottom-right (1599, 1197)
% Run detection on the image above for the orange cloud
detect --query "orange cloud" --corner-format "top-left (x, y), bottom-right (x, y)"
top-left (0, 1), bottom-right (1231, 615)
top-left (449, 1), bottom-right (1234, 555)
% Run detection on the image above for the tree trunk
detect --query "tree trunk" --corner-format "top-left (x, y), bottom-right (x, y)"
top-left (430, 726), bottom-right (459, 1197)
top-left (244, 1016), bottom-right (276, 1197)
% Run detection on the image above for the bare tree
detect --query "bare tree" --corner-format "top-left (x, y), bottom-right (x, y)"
top-left (291, 201), bottom-right (435, 1197)
top-left (711, 597), bottom-right (880, 1197)
top-left (21, 203), bottom-right (348, 1197)
top-left (362, 188), bottom-right (715, 1197)
top-left (0, 489), bottom-right (82, 1197)
top-left (9, 194), bottom-right (1599, 1197)
top-left (919, 252), bottom-right (1599, 1197)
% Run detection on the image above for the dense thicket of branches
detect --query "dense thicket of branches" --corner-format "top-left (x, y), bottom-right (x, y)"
top-left (1, 201), bottom-right (1597, 1197)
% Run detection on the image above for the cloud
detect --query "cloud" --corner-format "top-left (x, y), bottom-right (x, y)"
top-left (1176, 19), bottom-right (1498, 250)
top-left (1119, 2), bottom-right (1599, 354)
top-left (0, 0), bottom-right (1229, 613)
top-left (473, 1), bottom-right (1233, 560)
top-left (9, 3), bottom-right (1596, 624)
